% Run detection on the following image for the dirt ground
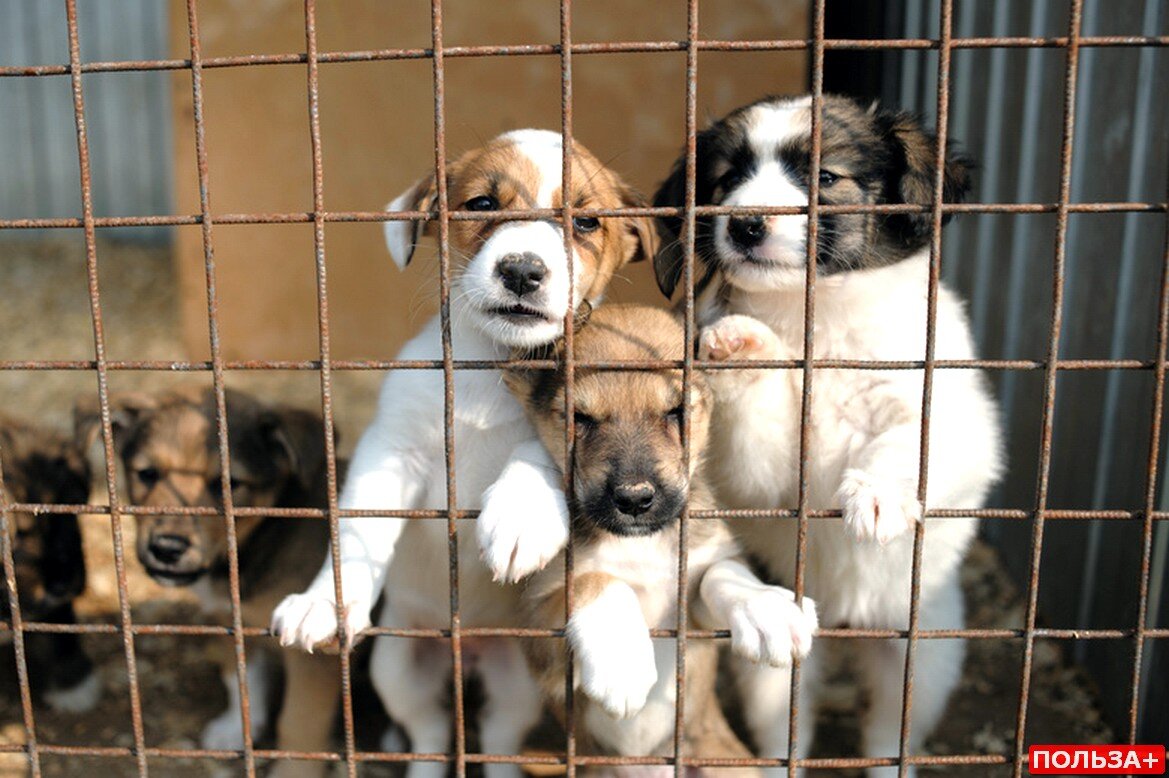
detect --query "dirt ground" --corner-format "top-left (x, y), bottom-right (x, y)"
top-left (0, 239), bottom-right (1113, 776)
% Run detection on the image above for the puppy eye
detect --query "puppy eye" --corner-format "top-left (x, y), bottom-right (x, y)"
top-left (135, 467), bottom-right (161, 487)
top-left (208, 476), bottom-right (244, 499)
top-left (572, 216), bottom-right (600, 234)
top-left (665, 404), bottom-right (685, 428)
top-left (573, 411), bottom-right (598, 434)
top-left (465, 195), bottom-right (498, 211)
top-left (817, 170), bottom-right (840, 186)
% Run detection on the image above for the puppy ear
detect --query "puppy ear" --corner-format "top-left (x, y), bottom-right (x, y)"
top-left (384, 174), bottom-right (438, 270)
top-left (651, 152), bottom-right (689, 300)
top-left (878, 111), bottom-right (974, 250)
top-left (259, 408), bottom-right (330, 490)
top-left (616, 183), bottom-right (658, 265)
top-left (503, 337), bottom-right (566, 406)
top-left (73, 392), bottom-right (157, 459)
top-left (651, 125), bottom-right (722, 301)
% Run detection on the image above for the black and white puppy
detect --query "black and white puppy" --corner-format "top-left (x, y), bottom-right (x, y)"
top-left (654, 94), bottom-right (1004, 776)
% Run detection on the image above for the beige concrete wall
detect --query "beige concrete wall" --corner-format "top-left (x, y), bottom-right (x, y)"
top-left (172, 0), bottom-right (808, 361)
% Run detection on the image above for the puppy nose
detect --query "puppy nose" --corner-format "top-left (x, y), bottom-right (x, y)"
top-left (727, 215), bottom-right (766, 248)
top-left (496, 252), bottom-right (547, 297)
top-left (612, 482), bottom-right (656, 516)
top-left (148, 533), bottom-right (191, 565)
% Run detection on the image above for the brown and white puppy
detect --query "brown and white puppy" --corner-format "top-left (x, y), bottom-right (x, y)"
top-left (75, 387), bottom-right (337, 778)
top-left (653, 95), bottom-right (1002, 776)
top-left (0, 415), bottom-right (96, 713)
top-left (271, 131), bottom-right (656, 778)
top-left (504, 304), bottom-right (816, 776)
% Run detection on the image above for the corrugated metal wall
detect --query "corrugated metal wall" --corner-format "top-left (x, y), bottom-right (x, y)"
top-left (0, 1), bottom-right (171, 241)
top-left (894, 0), bottom-right (1168, 743)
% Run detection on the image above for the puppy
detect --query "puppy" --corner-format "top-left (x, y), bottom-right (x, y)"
top-left (75, 387), bottom-right (338, 778)
top-left (653, 95), bottom-right (1004, 776)
top-left (270, 130), bottom-right (656, 778)
top-left (502, 304), bottom-right (816, 777)
top-left (0, 415), bottom-right (97, 713)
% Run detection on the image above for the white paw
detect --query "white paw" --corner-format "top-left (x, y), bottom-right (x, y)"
top-left (201, 710), bottom-right (246, 751)
top-left (270, 592), bottom-right (371, 653)
top-left (43, 672), bottom-right (101, 714)
top-left (478, 475), bottom-right (569, 583)
top-left (837, 469), bottom-right (923, 545)
top-left (728, 588), bottom-right (818, 666)
top-left (699, 314), bottom-right (781, 363)
top-left (568, 588), bottom-right (658, 719)
top-left (577, 632), bottom-right (658, 719)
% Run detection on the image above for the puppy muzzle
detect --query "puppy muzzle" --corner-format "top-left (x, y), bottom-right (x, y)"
top-left (141, 528), bottom-right (208, 586)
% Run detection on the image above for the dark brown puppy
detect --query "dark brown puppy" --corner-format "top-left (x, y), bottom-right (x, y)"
top-left (75, 387), bottom-right (338, 778)
top-left (0, 415), bottom-right (96, 712)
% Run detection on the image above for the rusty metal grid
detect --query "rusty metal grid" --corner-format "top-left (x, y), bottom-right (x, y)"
top-left (0, 0), bottom-right (1164, 775)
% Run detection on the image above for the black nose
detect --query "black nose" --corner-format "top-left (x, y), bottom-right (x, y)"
top-left (612, 482), bottom-right (656, 517)
top-left (148, 534), bottom-right (191, 565)
top-left (727, 215), bottom-right (766, 249)
top-left (497, 252), bottom-right (548, 297)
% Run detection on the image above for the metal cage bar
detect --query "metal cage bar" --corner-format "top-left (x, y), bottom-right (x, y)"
top-left (1011, 3), bottom-right (1084, 775)
top-left (64, 0), bottom-right (150, 773)
top-left (183, 0), bottom-right (261, 773)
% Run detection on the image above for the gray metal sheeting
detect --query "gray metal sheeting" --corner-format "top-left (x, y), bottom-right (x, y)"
top-left (0, 1), bottom-right (171, 242)
top-left (897, 0), bottom-right (1168, 744)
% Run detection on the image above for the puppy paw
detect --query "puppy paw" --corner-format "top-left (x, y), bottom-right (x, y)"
top-left (837, 469), bottom-right (922, 545)
top-left (569, 590), bottom-right (657, 719)
top-left (699, 315), bottom-right (781, 363)
top-left (478, 475), bottom-right (569, 583)
top-left (270, 593), bottom-right (371, 653)
top-left (577, 634), bottom-right (658, 719)
top-left (728, 588), bottom-right (818, 666)
top-left (201, 710), bottom-right (246, 752)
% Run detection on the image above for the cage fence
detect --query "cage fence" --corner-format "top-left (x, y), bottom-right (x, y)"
top-left (0, 0), bottom-right (1165, 777)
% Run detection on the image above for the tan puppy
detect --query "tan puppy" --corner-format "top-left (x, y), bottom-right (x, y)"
top-left (76, 387), bottom-right (338, 778)
top-left (502, 304), bottom-right (818, 776)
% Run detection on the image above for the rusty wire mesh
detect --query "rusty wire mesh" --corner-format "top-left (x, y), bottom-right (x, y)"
top-left (0, 0), bottom-right (1165, 776)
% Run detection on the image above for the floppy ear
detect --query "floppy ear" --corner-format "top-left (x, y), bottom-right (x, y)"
top-left (259, 407), bottom-right (330, 490)
top-left (615, 183), bottom-right (658, 265)
top-left (383, 174), bottom-right (438, 270)
top-left (651, 152), bottom-right (689, 300)
top-left (878, 110), bottom-right (974, 250)
top-left (72, 392), bottom-right (158, 459)
top-left (503, 336), bottom-right (567, 407)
